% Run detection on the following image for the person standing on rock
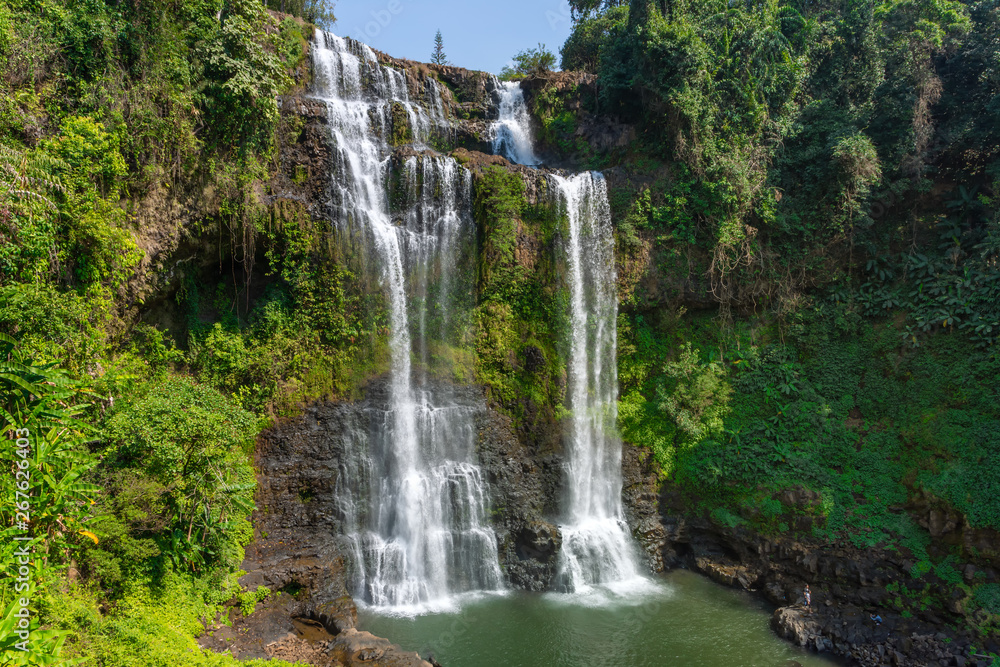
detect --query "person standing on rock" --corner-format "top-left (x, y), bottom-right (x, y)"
top-left (803, 584), bottom-right (811, 608)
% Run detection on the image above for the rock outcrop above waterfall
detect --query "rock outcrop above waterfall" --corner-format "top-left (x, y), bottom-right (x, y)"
top-left (373, 50), bottom-right (496, 120)
top-left (369, 46), bottom-right (500, 155)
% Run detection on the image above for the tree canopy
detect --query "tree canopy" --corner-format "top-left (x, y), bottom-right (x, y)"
top-left (499, 43), bottom-right (558, 80)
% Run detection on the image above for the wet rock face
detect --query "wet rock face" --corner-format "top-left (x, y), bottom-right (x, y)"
top-left (475, 402), bottom-right (565, 589)
top-left (250, 380), bottom-right (568, 594)
top-left (518, 71), bottom-right (635, 170)
top-left (274, 96), bottom-right (336, 216)
top-left (621, 442), bottom-right (666, 572)
top-left (248, 379), bottom-right (660, 596)
top-left (240, 397), bottom-right (367, 638)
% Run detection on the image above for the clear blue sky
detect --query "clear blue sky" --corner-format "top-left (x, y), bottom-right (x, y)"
top-left (330, 0), bottom-right (575, 74)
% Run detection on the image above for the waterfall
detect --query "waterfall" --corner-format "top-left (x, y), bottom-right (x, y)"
top-left (550, 172), bottom-right (644, 592)
top-left (491, 80), bottom-right (541, 166)
top-left (486, 72), bottom-right (643, 591)
top-left (312, 31), bottom-right (503, 610)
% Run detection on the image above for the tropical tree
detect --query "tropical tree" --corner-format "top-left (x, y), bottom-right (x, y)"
top-left (658, 343), bottom-right (732, 445)
top-left (499, 43), bottom-right (556, 80)
top-left (106, 376), bottom-right (258, 570)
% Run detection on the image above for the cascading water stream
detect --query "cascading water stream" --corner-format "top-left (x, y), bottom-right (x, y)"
top-left (493, 79), bottom-right (645, 591)
top-left (312, 31), bottom-right (503, 610)
top-left (491, 80), bottom-right (541, 166)
top-left (549, 172), bottom-right (644, 592)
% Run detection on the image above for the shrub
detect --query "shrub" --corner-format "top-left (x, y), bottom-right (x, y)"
top-left (106, 376), bottom-right (260, 570)
top-left (658, 343), bottom-right (732, 444)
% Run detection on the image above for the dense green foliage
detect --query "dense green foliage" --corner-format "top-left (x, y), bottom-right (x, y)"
top-left (560, 0), bottom-right (997, 338)
top-left (105, 377), bottom-right (258, 571)
top-left (0, 0), bottom-right (329, 663)
top-left (555, 0), bottom-right (1000, 637)
top-left (473, 166), bottom-right (570, 430)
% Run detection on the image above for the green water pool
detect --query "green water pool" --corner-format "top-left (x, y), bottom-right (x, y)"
top-left (358, 569), bottom-right (844, 667)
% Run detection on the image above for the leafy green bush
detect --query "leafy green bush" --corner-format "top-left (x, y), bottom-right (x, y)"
top-left (238, 585), bottom-right (271, 616)
top-left (922, 420), bottom-right (1000, 529)
top-left (47, 572), bottom-right (306, 667)
top-left (658, 343), bottom-right (731, 444)
top-left (106, 377), bottom-right (259, 570)
top-left (710, 507), bottom-right (745, 529)
top-left (34, 117), bottom-right (143, 290)
top-left (45, 117), bottom-right (127, 200)
top-left (196, 0), bottom-right (289, 152)
top-left (0, 282), bottom-right (107, 365)
top-left (0, 146), bottom-right (67, 285)
top-left (974, 584), bottom-right (1000, 615)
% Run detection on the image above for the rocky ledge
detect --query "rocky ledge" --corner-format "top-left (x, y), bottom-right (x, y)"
top-left (772, 605), bottom-right (985, 667)
top-left (197, 530), bottom-right (431, 666)
top-left (652, 485), bottom-right (996, 667)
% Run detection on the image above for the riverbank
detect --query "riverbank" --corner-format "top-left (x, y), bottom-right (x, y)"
top-left (651, 486), bottom-right (991, 666)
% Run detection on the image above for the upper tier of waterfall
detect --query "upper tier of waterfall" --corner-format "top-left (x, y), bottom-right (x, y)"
top-left (313, 31), bottom-right (449, 148)
top-left (491, 80), bottom-right (541, 166)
